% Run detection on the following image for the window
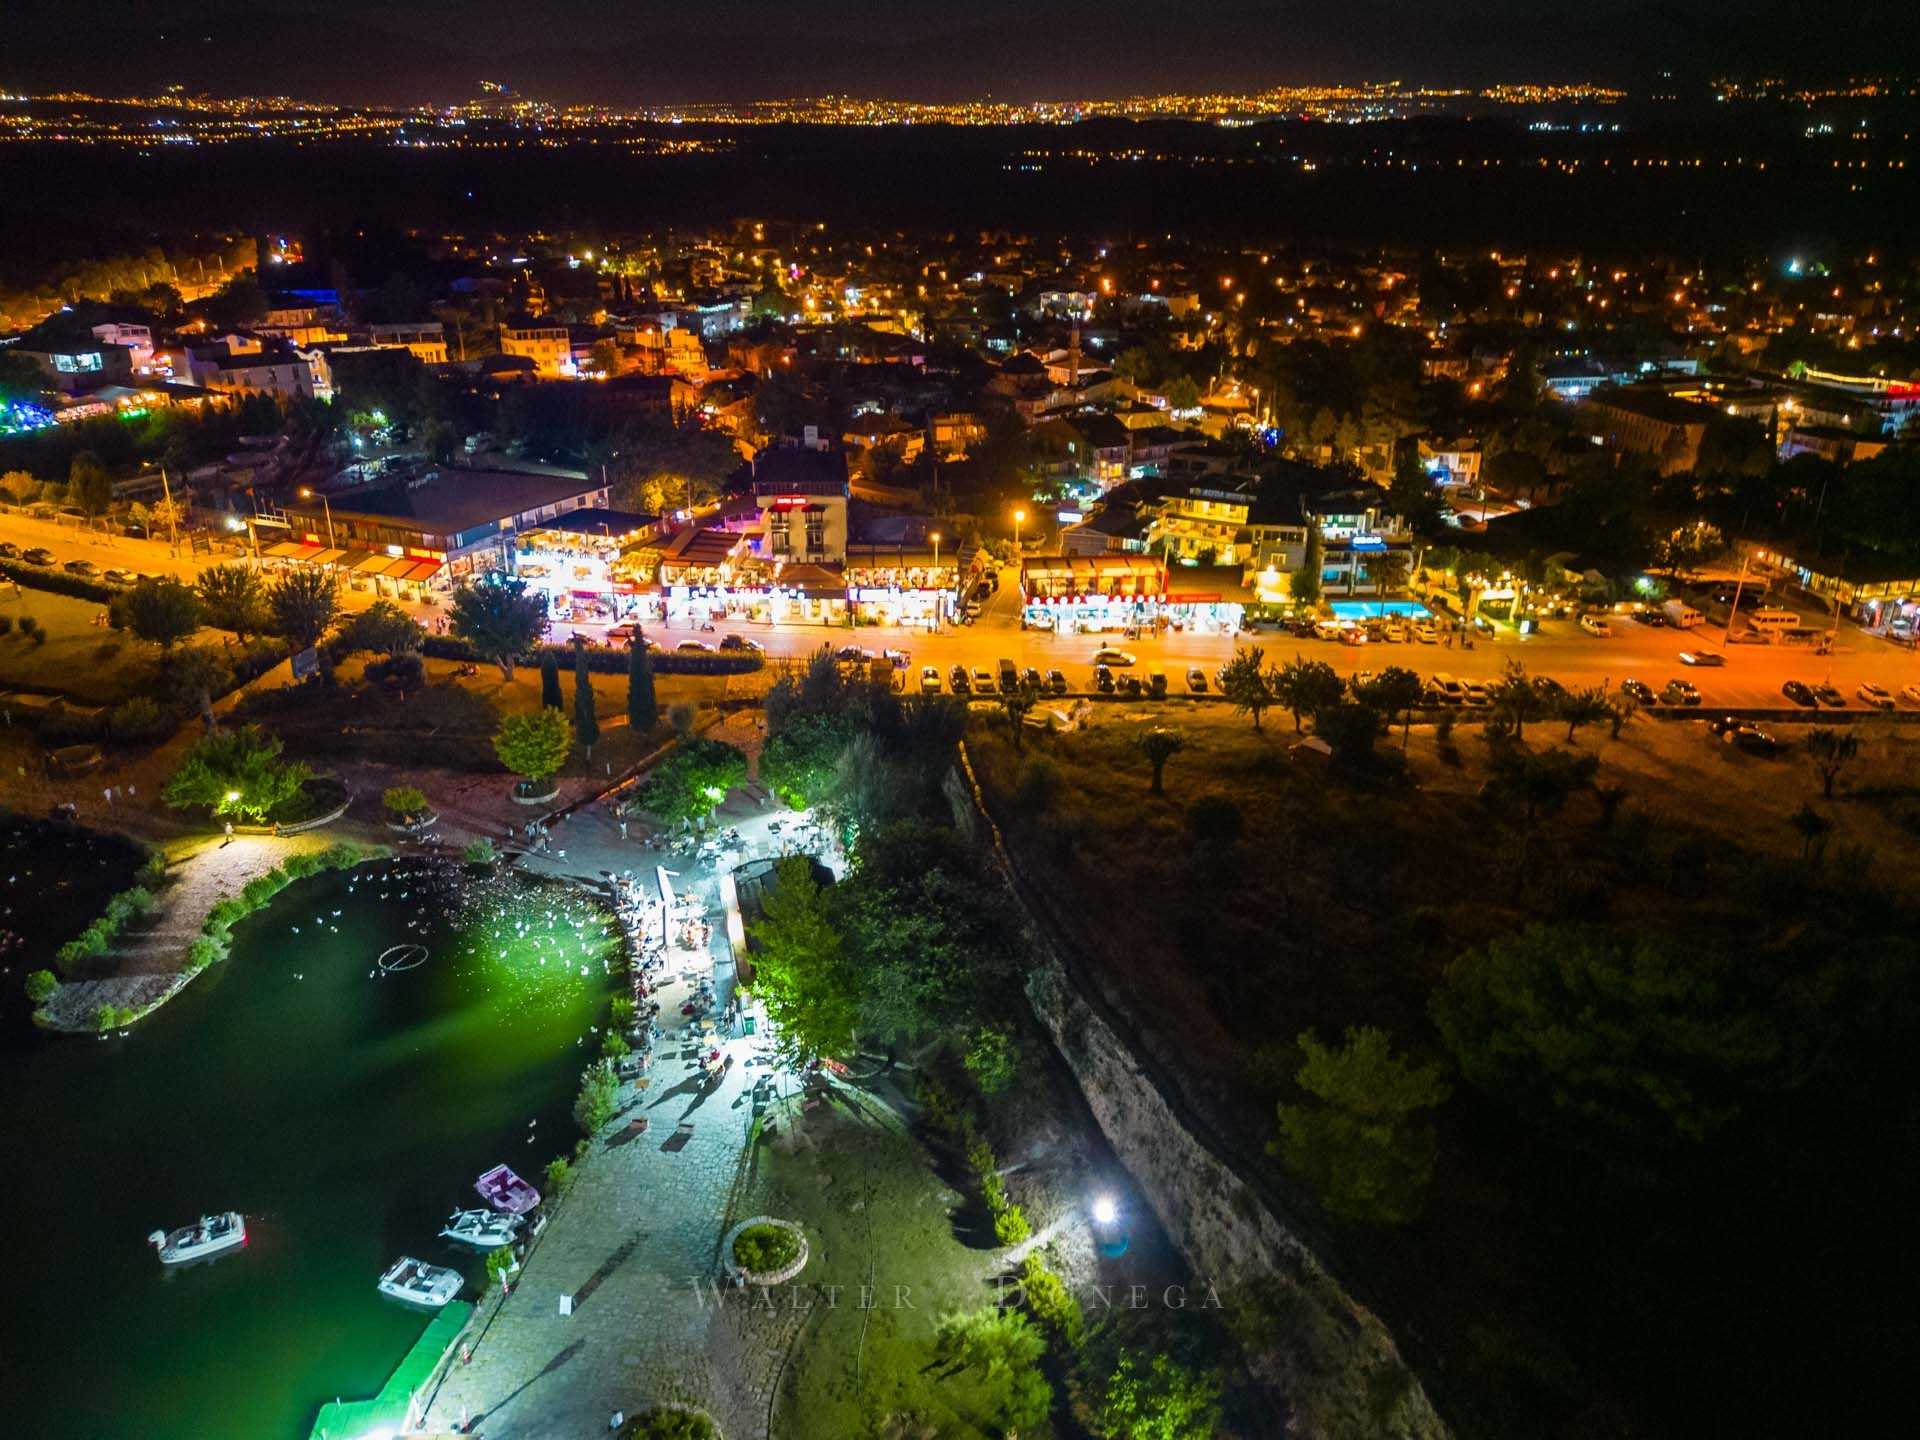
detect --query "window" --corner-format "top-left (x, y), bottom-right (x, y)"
top-left (805, 516), bottom-right (825, 553)
top-left (769, 514), bottom-right (791, 554)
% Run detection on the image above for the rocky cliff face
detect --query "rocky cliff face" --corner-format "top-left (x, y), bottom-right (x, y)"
top-left (947, 761), bottom-right (1450, 1439)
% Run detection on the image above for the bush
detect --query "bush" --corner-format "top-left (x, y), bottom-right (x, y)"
top-left (108, 696), bottom-right (172, 744)
top-left (732, 1222), bottom-right (803, 1274)
top-left (572, 1060), bottom-right (620, 1134)
top-left (0, 556), bottom-right (118, 603)
top-left (543, 1155), bottom-right (575, 1199)
top-left (0, 614), bottom-right (12, 636)
top-left (420, 633), bottom-right (763, 677)
top-left (184, 936), bottom-right (227, 973)
top-left (93, 1003), bottom-right (138, 1031)
top-left (366, 653), bottom-right (425, 691)
top-left (993, 1202), bottom-right (1031, 1247)
top-left (610, 995), bottom-right (636, 1027)
top-left (462, 837), bottom-right (496, 865)
top-left (24, 969), bottom-right (58, 1003)
top-left (1019, 1255), bottom-right (1085, 1348)
top-left (601, 1031), bottom-right (631, 1060)
top-left (382, 785), bottom-right (429, 820)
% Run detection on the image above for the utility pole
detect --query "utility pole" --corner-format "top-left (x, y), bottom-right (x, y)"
top-left (1720, 553), bottom-right (1749, 649)
top-left (158, 464), bottom-right (179, 553)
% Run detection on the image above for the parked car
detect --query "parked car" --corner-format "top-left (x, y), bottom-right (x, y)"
top-left (1091, 647), bottom-right (1136, 667)
top-left (1021, 667), bottom-right (1044, 693)
top-left (970, 666), bottom-right (996, 694)
top-left (1094, 665), bottom-right (1115, 693)
top-left (718, 633), bottom-right (763, 653)
top-left (1708, 715), bottom-right (1744, 737)
top-left (1118, 674), bottom-right (1144, 697)
top-left (1186, 668), bottom-right (1208, 694)
top-left (1413, 623), bottom-right (1438, 644)
top-left (1620, 678), bottom-right (1657, 705)
top-left (1733, 726), bottom-right (1784, 757)
top-left (604, 622), bottom-right (638, 641)
top-left (62, 559), bottom-right (98, 576)
top-left (1903, 683), bottom-right (1920, 706)
top-left (997, 658), bottom-right (1019, 691)
top-left (1462, 680), bottom-right (1492, 707)
top-left (0, 542), bottom-right (19, 559)
top-left (1814, 682), bottom-right (1846, 708)
top-left (1858, 682), bottom-right (1895, 710)
top-left (1661, 679), bottom-right (1702, 706)
top-left (949, 665), bottom-right (970, 694)
top-left (102, 568), bottom-right (138, 584)
top-left (1045, 669), bottom-right (1069, 696)
top-left (1781, 679), bottom-right (1816, 707)
top-left (1677, 650), bottom-right (1725, 667)
top-left (1578, 614), bottom-right (1612, 637)
top-left (23, 547), bottom-right (56, 565)
top-left (920, 666), bottom-right (942, 695)
top-left (1148, 671), bottom-right (1168, 698)
top-left (675, 639), bottom-right (715, 653)
top-left (835, 645), bottom-right (871, 663)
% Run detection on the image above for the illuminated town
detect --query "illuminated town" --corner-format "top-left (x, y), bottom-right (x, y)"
top-left (3, 8), bottom-right (1919, 1440)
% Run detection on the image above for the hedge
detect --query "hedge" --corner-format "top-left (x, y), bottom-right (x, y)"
top-left (0, 557), bottom-right (124, 604)
top-left (419, 634), bottom-right (763, 676)
top-left (191, 840), bottom-right (389, 969)
top-left (55, 882), bottom-right (156, 972)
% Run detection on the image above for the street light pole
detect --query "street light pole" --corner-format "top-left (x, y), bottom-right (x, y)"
top-left (301, 488), bottom-right (336, 549)
top-left (1013, 507), bottom-right (1026, 554)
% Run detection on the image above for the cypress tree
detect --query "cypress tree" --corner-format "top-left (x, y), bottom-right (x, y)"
top-left (573, 641), bottom-right (600, 757)
top-left (539, 648), bottom-right (563, 709)
top-left (626, 632), bottom-right (658, 732)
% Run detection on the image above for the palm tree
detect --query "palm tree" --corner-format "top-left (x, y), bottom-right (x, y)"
top-left (1137, 728), bottom-right (1186, 794)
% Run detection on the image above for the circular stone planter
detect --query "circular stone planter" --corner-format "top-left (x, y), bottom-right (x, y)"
top-left (620, 1405), bottom-right (722, 1440)
top-left (384, 809), bottom-right (439, 834)
top-left (721, 1216), bottom-right (808, 1286)
top-left (510, 780), bottom-right (559, 806)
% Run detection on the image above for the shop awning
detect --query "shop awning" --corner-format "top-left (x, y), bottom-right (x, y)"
top-left (396, 560), bottom-right (442, 583)
top-left (263, 540), bottom-right (311, 559)
top-left (311, 548), bottom-right (348, 566)
top-left (335, 550), bottom-right (374, 570)
top-left (353, 552), bottom-right (401, 573)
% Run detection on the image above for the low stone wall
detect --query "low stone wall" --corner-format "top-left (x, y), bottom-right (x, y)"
top-left (948, 754), bottom-right (1450, 1439)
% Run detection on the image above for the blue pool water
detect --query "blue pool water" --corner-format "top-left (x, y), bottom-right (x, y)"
top-left (1329, 600), bottom-right (1431, 619)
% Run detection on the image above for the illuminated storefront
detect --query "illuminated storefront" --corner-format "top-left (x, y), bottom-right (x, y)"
top-left (845, 546), bottom-right (957, 629)
top-left (1020, 554), bottom-right (1166, 634)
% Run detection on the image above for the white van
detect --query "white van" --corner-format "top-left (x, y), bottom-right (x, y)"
top-left (1748, 608), bottom-right (1802, 633)
top-left (1662, 600), bottom-right (1704, 629)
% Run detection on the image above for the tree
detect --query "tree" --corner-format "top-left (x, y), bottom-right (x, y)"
top-left (1559, 685), bottom-right (1613, 743)
top-left (1216, 645), bottom-right (1275, 730)
top-left (1359, 666), bottom-right (1424, 748)
top-left (1788, 801), bottom-right (1835, 861)
top-left (1315, 700), bottom-right (1386, 768)
top-left (113, 577), bottom-right (202, 650)
top-left (1484, 744), bottom-right (1599, 826)
top-left (163, 724), bottom-right (310, 822)
top-left (538, 648), bottom-right (563, 709)
top-left (626, 635), bottom-right (658, 731)
top-left (1001, 691), bottom-right (1035, 750)
top-left (746, 855), bottom-right (859, 1057)
top-left (1488, 662), bottom-right (1549, 741)
top-left (450, 573), bottom-right (546, 679)
top-left (67, 451), bottom-right (114, 518)
top-left (1275, 1026), bottom-right (1450, 1224)
top-left (339, 599), bottom-right (421, 657)
top-left (266, 567), bottom-right (338, 650)
top-left (492, 707), bottom-right (573, 784)
top-left (1292, 523), bottom-right (1326, 607)
top-left (934, 1308), bottom-right (1052, 1433)
top-left (760, 714), bottom-right (853, 811)
top-left (25, 969), bottom-right (58, 1004)
top-left (1138, 727), bottom-right (1186, 794)
top-left (1435, 923), bottom-right (1786, 1154)
top-left (634, 738), bottom-right (747, 825)
top-left (962, 1025), bottom-right (1018, 1094)
top-left (1387, 451), bottom-right (1445, 534)
top-left (164, 645), bottom-right (233, 730)
top-left (1272, 654), bottom-right (1343, 731)
top-left (1805, 727), bottom-right (1858, 800)
top-left (1097, 1351), bottom-right (1224, 1440)
top-left (572, 1061), bottom-right (620, 1134)
top-left (589, 338), bottom-right (623, 377)
top-left (194, 564), bottom-right (267, 641)
top-left (572, 641), bottom-right (600, 757)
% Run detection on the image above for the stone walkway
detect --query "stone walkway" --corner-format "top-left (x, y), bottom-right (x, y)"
top-left (421, 1017), bottom-right (801, 1439)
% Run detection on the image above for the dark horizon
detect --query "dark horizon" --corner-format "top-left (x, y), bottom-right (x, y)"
top-left (6, 0), bottom-right (1919, 107)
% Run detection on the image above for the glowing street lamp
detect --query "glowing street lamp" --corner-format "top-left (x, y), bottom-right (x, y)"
top-left (298, 487), bottom-right (336, 549)
top-left (1013, 508), bottom-right (1027, 553)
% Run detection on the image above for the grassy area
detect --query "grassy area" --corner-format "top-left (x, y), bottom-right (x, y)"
top-left (969, 706), bottom-right (1920, 1440)
top-left (762, 1102), bottom-right (1010, 1440)
top-left (0, 588), bottom-right (155, 704)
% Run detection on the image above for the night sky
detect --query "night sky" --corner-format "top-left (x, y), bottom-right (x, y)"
top-left (7, 0), bottom-right (1917, 106)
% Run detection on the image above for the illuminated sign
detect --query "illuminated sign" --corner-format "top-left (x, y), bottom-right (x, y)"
top-left (765, 496), bottom-right (815, 510)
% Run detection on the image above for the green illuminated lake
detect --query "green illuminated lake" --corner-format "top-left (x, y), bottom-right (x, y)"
top-left (0, 854), bottom-right (618, 1439)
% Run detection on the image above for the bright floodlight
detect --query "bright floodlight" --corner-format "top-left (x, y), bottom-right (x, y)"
top-left (224, 790), bottom-right (241, 803)
top-left (1092, 1195), bottom-right (1118, 1225)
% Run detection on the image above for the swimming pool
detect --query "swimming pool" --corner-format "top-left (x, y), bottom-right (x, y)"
top-left (1329, 600), bottom-right (1432, 619)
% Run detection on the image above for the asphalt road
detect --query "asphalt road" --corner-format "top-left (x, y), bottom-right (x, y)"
top-left (9, 510), bottom-right (1920, 713)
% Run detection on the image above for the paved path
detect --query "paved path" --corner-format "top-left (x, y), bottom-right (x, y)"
top-left (421, 989), bottom-right (795, 1437)
top-left (38, 831), bottom-right (341, 1030)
